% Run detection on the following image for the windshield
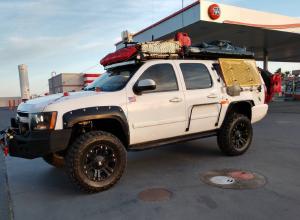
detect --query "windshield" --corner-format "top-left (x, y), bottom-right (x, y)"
top-left (84, 64), bottom-right (142, 92)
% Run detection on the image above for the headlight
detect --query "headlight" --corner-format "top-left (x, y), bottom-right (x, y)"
top-left (30, 112), bottom-right (57, 130)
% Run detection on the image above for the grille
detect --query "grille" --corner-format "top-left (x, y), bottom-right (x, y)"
top-left (17, 112), bottom-right (30, 134)
top-left (19, 123), bottom-right (30, 135)
top-left (17, 112), bottom-right (29, 118)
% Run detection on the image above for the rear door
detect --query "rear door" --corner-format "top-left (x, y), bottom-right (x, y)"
top-left (175, 60), bottom-right (221, 133)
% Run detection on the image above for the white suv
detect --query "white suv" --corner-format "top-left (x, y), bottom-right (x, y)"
top-left (4, 58), bottom-right (268, 192)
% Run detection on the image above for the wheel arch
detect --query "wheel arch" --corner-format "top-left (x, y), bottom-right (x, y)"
top-left (223, 100), bottom-right (254, 124)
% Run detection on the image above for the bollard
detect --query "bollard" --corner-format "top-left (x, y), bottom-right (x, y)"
top-left (12, 100), bottom-right (16, 110)
top-left (8, 100), bottom-right (12, 111)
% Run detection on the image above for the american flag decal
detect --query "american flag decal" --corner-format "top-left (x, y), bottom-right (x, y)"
top-left (128, 96), bottom-right (136, 103)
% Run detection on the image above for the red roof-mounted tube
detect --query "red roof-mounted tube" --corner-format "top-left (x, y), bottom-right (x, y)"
top-left (100, 46), bottom-right (138, 67)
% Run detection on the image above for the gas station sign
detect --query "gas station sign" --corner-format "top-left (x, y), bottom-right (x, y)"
top-left (208, 4), bottom-right (221, 20)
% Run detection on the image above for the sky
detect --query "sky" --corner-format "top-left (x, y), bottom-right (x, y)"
top-left (0, 0), bottom-right (300, 97)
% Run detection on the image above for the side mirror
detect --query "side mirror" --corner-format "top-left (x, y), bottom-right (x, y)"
top-left (134, 79), bottom-right (156, 94)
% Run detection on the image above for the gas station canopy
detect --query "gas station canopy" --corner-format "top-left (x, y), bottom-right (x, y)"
top-left (116, 0), bottom-right (300, 64)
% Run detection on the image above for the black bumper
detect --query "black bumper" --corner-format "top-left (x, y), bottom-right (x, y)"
top-left (8, 129), bottom-right (72, 159)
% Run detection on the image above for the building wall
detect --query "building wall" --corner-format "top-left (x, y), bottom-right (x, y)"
top-left (49, 73), bottom-right (84, 94)
top-left (116, 2), bottom-right (200, 49)
top-left (116, 0), bottom-right (300, 50)
top-left (0, 97), bottom-right (22, 108)
top-left (133, 3), bottom-right (200, 45)
top-left (201, 0), bottom-right (300, 32)
top-left (48, 73), bottom-right (101, 94)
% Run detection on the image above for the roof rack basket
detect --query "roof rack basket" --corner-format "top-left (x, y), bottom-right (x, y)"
top-left (100, 33), bottom-right (255, 67)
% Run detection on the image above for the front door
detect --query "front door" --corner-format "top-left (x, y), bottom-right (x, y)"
top-left (126, 61), bottom-right (186, 144)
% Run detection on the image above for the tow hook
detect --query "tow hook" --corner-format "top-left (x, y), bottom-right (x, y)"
top-left (0, 138), bottom-right (8, 156)
top-left (3, 146), bottom-right (9, 157)
top-left (0, 128), bottom-right (14, 157)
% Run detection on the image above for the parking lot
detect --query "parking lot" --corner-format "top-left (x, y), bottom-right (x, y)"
top-left (1, 102), bottom-right (300, 220)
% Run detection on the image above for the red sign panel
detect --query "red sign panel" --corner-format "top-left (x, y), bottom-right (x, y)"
top-left (208, 4), bottom-right (221, 20)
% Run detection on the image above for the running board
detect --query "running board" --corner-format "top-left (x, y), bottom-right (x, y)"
top-left (129, 130), bottom-right (217, 151)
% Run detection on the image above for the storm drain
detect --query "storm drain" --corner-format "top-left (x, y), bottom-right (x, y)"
top-left (200, 169), bottom-right (267, 189)
top-left (138, 188), bottom-right (172, 202)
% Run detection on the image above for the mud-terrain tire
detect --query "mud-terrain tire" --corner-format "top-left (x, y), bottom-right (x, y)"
top-left (217, 113), bottom-right (253, 156)
top-left (43, 153), bottom-right (65, 168)
top-left (66, 131), bottom-right (127, 193)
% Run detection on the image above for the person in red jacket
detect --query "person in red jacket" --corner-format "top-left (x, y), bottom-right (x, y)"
top-left (258, 68), bottom-right (282, 103)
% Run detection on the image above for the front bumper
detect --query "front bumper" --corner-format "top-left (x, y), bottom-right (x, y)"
top-left (7, 129), bottom-right (72, 159)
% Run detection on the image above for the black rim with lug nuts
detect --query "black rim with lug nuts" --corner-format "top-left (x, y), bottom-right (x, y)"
top-left (217, 113), bottom-right (253, 156)
top-left (82, 143), bottom-right (117, 182)
top-left (231, 121), bottom-right (249, 150)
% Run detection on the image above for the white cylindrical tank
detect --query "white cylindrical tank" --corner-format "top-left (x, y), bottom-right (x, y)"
top-left (18, 64), bottom-right (31, 100)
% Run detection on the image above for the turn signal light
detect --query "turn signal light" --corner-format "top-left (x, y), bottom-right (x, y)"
top-left (220, 99), bottom-right (229, 105)
top-left (49, 112), bottom-right (57, 130)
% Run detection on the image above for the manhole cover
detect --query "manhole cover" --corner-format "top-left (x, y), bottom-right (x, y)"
top-left (210, 176), bottom-right (236, 185)
top-left (200, 169), bottom-right (267, 189)
top-left (138, 188), bottom-right (172, 202)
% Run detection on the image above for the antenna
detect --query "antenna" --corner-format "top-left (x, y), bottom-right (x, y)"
top-left (181, 0), bottom-right (184, 28)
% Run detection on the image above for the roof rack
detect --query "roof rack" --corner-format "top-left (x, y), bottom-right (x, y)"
top-left (100, 33), bottom-right (255, 67)
top-left (183, 41), bottom-right (254, 59)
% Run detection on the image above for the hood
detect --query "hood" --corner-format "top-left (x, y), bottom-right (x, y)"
top-left (17, 91), bottom-right (102, 113)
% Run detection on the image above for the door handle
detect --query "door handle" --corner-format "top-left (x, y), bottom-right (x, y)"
top-left (207, 93), bottom-right (218, 98)
top-left (169, 97), bottom-right (182, 103)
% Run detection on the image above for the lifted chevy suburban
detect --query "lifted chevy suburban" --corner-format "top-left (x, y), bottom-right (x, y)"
top-left (1, 34), bottom-right (270, 193)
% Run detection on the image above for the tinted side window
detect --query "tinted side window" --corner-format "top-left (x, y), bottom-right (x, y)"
top-left (139, 64), bottom-right (178, 92)
top-left (180, 63), bottom-right (212, 90)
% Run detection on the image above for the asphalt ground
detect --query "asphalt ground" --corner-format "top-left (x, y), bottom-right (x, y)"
top-left (0, 150), bottom-right (13, 220)
top-left (0, 103), bottom-right (300, 220)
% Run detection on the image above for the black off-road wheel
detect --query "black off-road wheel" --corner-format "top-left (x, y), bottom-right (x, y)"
top-left (217, 113), bottom-right (253, 156)
top-left (43, 153), bottom-right (65, 168)
top-left (66, 131), bottom-right (127, 193)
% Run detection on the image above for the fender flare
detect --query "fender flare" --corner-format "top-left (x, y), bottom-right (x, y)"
top-left (62, 106), bottom-right (129, 144)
